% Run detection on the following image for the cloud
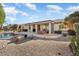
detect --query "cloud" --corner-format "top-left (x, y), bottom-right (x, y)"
top-left (2, 3), bottom-right (6, 7)
top-left (3, 6), bottom-right (29, 16)
top-left (66, 6), bottom-right (79, 15)
top-left (67, 6), bottom-right (79, 11)
top-left (3, 5), bottom-right (29, 23)
top-left (24, 3), bottom-right (37, 10)
top-left (47, 5), bottom-right (63, 12)
top-left (21, 12), bottom-right (28, 16)
top-left (3, 6), bottom-right (18, 16)
top-left (6, 16), bottom-right (16, 23)
top-left (2, 6), bottom-right (17, 23)
top-left (18, 11), bottom-right (29, 16)
top-left (15, 3), bottom-right (22, 7)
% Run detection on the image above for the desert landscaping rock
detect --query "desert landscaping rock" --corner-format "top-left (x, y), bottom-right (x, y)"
top-left (0, 40), bottom-right (73, 56)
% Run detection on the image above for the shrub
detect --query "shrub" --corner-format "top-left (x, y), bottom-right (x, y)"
top-left (23, 29), bottom-right (28, 32)
top-left (69, 23), bottom-right (79, 56)
top-left (68, 29), bottom-right (76, 36)
top-left (62, 33), bottom-right (67, 37)
top-left (74, 23), bottom-right (79, 34)
top-left (54, 30), bottom-right (62, 34)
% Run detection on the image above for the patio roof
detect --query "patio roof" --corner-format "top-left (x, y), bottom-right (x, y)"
top-left (22, 19), bottom-right (64, 25)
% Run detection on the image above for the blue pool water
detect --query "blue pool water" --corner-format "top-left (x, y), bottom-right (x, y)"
top-left (0, 33), bottom-right (14, 39)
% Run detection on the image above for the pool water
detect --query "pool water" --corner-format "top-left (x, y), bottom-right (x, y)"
top-left (0, 33), bottom-right (14, 39)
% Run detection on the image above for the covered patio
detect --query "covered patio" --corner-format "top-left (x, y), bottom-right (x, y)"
top-left (21, 20), bottom-right (54, 34)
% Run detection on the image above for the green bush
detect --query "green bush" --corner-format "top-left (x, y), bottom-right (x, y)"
top-left (74, 23), bottom-right (79, 34)
top-left (70, 23), bottom-right (79, 55)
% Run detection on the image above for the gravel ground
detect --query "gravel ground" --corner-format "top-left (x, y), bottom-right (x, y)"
top-left (0, 39), bottom-right (73, 56)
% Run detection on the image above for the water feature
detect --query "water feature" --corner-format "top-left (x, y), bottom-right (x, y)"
top-left (0, 33), bottom-right (14, 39)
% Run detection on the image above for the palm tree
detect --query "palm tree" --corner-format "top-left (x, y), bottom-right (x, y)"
top-left (64, 11), bottom-right (79, 30)
top-left (0, 4), bottom-right (5, 29)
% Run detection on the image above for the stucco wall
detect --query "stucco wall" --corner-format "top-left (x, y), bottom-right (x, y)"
top-left (54, 24), bottom-right (60, 31)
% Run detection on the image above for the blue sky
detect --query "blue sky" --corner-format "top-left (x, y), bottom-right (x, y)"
top-left (2, 3), bottom-right (79, 24)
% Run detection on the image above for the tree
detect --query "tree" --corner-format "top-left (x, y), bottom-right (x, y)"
top-left (64, 11), bottom-right (79, 30)
top-left (65, 11), bottom-right (79, 55)
top-left (69, 23), bottom-right (79, 56)
top-left (0, 4), bottom-right (5, 28)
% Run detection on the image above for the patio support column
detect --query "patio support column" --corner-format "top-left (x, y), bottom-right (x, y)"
top-left (21, 25), bottom-right (23, 31)
top-left (35, 24), bottom-right (38, 33)
top-left (40, 24), bottom-right (42, 31)
top-left (27, 25), bottom-right (30, 32)
top-left (30, 25), bottom-right (33, 32)
top-left (49, 22), bottom-right (52, 34)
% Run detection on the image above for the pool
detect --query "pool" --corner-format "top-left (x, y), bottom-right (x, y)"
top-left (0, 33), bottom-right (14, 39)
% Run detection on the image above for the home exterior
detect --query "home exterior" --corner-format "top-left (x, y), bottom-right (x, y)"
top-left (5, 24), bottom-right (22, 32)
top-left (21, 19), bottom-right (68, 34)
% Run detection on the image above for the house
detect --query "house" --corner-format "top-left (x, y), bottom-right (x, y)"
top-left (5, 24), bottom-right (22, 32)
top-left (21, 19), bottom-right (68, 34)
